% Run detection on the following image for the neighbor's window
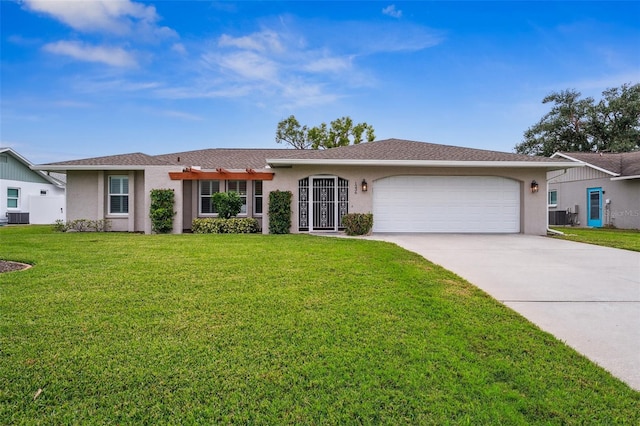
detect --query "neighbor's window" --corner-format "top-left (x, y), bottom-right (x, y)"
top-left (200, 180), bottom-right (220, 214)
top-left (7, 188), bottom-right (19, 209)
top-left (108, 176), bottom-right (129, 214)
top-left (253, 181), bottom-right (263, 215)
top-left (548, 190), bottom-right (558, 207)
top-left (227, 180), bottom-right (247, 215)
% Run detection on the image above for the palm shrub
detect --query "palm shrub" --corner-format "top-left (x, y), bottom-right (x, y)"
top-left (150, 189), bottom-right (176, 234)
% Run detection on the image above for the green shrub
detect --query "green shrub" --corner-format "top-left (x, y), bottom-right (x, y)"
top-left (150, 189), bottom-right (176, 234)
top-left (268, 190), bottom-right (292, 234)
top-left (52, 219), bottom-right (66, 232)
top-left (212, 192), bottom-right (243, 219)
top-left (342, 213), bottom-right (374, 236)
top-left (53, 219), bottom-right (112, 232)
top-left (192, 218), bottom-right (259, 234)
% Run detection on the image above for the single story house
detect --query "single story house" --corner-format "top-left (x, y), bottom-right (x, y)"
top-left (1, 148), bottom-right (66, 225)
top-left (548, 151), bottom-right (640, 229)
top-left (33, 139), bottom-right (579, 235)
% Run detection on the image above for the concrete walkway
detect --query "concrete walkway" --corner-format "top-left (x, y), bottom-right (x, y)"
top-left (366, 234), bottom-right (640, 391)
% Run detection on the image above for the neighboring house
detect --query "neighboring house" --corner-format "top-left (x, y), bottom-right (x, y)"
top-left (0, 148), bottom-right (66, 225)
top-left (548, 151), bottom-right (640, 229)
top-left (32, 139), bottom-right (579, 235)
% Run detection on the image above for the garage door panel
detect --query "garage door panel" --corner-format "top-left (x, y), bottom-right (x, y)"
top-left (372, 176), bottom-right (520, 233)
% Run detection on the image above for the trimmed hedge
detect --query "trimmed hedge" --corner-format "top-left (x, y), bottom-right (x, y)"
top-left (192, 218), bottom-right (259, 234)
top-left (150, 189), bottom-right (176, 234)
top-left (268, 190), bottom-right (292, 234)
top-left (53, 219), bottom-right (112, 232)
top-left (342, 213), bottom-right (374, 236)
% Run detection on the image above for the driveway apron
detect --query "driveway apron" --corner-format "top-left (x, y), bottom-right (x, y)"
top-left (367, 234), bottom-right (640, 391)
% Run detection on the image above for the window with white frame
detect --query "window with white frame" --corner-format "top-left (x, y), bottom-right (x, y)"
top-left (253, 181), bottom-right (263, 215)
top-left (108, 176), bottom-right (129, 214)
top-left (7, 188), bottom-right (19, 209)
top-left (227, 180), bottom-right (247, 215)
top-left (548, 190), bottom-right (558, 207)
top-left (200, 180), bottom-right (220, 214)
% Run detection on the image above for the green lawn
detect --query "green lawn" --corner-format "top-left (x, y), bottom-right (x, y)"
top-left (1, 226), bottom-right (638, 424)
top-left (550, 227), bottom-right (640, 252)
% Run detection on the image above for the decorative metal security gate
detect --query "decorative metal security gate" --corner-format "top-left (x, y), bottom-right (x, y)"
top-left (299, 176), bottom-right (348, 231)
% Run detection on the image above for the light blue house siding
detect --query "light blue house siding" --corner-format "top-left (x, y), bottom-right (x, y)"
top-left (1, 149), bottom-right (66, 224)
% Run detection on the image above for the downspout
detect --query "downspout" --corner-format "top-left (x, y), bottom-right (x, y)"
top-left (546, 169), bottom-right (568, 235)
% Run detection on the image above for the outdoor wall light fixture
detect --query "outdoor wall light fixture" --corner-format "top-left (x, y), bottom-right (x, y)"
top-left (530, 180), bottom-right (539, 193)
top-left (361, 179), bottom-right (368, 192)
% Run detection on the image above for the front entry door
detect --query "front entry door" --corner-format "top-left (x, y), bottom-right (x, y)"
top-left (311, 177), bottom-right (337, 231)
top-left (587, 187), bottom-right (603, 227)
top-left (298, 176), bottom-right (349, 232)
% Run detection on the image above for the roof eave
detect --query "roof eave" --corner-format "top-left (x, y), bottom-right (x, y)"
top-left (610, 175), bottom-right (640, 181)
top-left (1, 148), bottom-right (65, 186)
top-left (551, 152), bottom-right (620, 176)
top-left (266, 159), bottom-right (584, 170)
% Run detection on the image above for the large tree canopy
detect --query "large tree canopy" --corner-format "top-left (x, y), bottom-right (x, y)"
top-left (275, 115), bottom-right (375, 149)
top-left (515, 83), bottom-right (640, 156)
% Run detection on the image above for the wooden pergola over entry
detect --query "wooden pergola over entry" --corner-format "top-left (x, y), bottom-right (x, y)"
top-left (169, 168), bottom-right (274, 181)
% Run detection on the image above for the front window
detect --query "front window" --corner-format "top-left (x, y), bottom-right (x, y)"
top-left (548, 190), bottom-right (558, 207)
top-left (228, 180), bottom-right (247, 215)
top-left (7, 188), bottom-right (19, 209)
top-left (253, 181), bottom-right (263, 215)
top-left (200, 181), bottom-right (220, 214)
top-left (109, 176), bottom-right (129, 214)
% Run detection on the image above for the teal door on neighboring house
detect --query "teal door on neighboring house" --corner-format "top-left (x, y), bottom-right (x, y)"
top-left (587, 187), bottom-right (603, 227)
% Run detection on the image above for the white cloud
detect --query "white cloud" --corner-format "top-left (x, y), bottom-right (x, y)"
top-left (214, 51), bottom-right (279, 81)
top-left (382, 5), bottom-right (403, 19)
top-left (21, 0), bottom-right (176, 39)
top-left (303, 55), bottom-right (353, 73)
top-left (43, 41), bottom-right (138, 67)
top-left (159, 110), bottom-right (204, 121)
top-left (171, 43), bottom-right (187, 55)
top-left (218, 30), bottom-right (283, 53)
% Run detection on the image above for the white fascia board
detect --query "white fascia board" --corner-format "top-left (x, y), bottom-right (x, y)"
top-left (551, 152), bottom-right (619, 176)
top-left (611, 175), bottom-right (640, 181)
top-left (266, 158), bottom-right (583, 170)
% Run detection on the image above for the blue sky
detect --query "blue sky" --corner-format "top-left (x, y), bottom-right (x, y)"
top-left (1, 1), bottom-right (639, 164)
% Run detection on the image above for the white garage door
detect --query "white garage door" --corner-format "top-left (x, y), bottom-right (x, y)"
top-left (373, 176), bottom-right (520, 233)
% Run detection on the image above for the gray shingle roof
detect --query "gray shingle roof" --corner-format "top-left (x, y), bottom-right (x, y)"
top-left (270, 139), bottom-right (569, 163)
top-left (154, 148), bottom-right (290, 169)
top-left (39, 139), bottom-right (572, 170)
top-left (558, 151), bottom-right (640, 176)
top-left (44, 152), bottom-right (172, 166)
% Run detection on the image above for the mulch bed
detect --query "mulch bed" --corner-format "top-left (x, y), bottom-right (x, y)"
top-left (0, 260), bottom-right (31, 273)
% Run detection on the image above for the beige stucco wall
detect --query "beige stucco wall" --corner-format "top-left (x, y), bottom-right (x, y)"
top-left (263, 165), bottom-right (549, 235)
top-left (67, 171), bottom-right (101, 221)
top-left (184, 179), bottom-right (264, 231)
top-left (66, 166), bottom-right (182, 233)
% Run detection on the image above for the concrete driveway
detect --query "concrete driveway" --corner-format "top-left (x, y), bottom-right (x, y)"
top-left (367, 234), bottom-right (640, 391)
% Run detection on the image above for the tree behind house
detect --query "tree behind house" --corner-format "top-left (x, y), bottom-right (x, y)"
top-left (515, 83), bottom-right (639, 156)
top-left (276, 115), bottom-right (375, 149)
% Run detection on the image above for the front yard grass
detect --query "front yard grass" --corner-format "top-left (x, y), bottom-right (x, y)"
top-left (550, 226), bottom-right (640, 252)
top-left (1, 226), bottom-right (638, 424)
